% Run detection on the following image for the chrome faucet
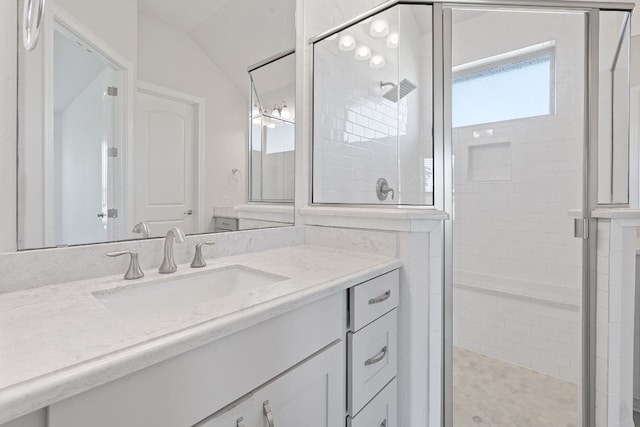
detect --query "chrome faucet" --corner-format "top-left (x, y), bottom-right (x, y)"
top-left (159, 227), bottom-right (186, 274)
top-left (132, 221), bottom-right (150, 238)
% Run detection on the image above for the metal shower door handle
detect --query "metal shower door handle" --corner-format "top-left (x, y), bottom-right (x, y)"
top-left (23, 0), bottom-right (46, 51)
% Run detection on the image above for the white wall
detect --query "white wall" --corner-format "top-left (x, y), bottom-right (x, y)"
top-left (0, 0), bottom-right (16, 252)
top-left (137, 14), bottom-right (248, 226)
top-left (54, 0), bottom-right (137, 65)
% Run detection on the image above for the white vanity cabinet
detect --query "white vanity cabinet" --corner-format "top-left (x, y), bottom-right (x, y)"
top-left (347, 269), bottom-right (399, 427)
top-left (48, 293), bottom-right (346, 427)
top-left (196, 341), bottom-right (343, 427)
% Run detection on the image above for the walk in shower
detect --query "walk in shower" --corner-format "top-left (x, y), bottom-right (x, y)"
top-left (311, 1), bottom-right (632, 426)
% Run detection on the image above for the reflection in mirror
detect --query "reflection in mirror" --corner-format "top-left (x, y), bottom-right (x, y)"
top-left (249, 51), bottom-right (295, 203)
top-left (18, 0), bottom-right (296, 250)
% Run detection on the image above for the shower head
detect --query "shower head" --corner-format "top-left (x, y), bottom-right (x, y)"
top-left (380, 79), bottom-right (417, 103)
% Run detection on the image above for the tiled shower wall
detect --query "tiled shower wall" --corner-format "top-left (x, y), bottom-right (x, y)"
top-left (451, 10), bottom-right (585, 382)
top-left (313, 6), bottom-right (433, 205)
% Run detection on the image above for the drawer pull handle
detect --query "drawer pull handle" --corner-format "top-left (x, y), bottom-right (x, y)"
top-left (380, 420), bottom-right (387, 427)
top-left (236, 417), bottom-right (245, 427)
top-left (368, 290), bottom-right (391, 305)
top-left (263, 400), bottom-right (275, 427)
top-left (364, 346), bottom-right (388, 366)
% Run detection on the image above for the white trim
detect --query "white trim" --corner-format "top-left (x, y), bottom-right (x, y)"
top-left (136, 81), bottom-right (207, 233)
top-left (630, 84), bottom-right (640, 208)
top-left (451, 40), bottom-right (556, 74)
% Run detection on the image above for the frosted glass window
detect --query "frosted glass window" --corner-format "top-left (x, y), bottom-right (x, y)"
top-left (453, 52), bottom-right (553, 127)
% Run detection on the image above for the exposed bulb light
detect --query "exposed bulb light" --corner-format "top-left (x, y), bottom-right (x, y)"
top-left (354, 45), bottom-right (371, 61)
top-left (386, 32), bottom-right (399, 49)
top-left (369, 55), bottom-right (386, 69)
top-left (272, 106), bottom-right (281, 118)
top-left (338, 34), bottom-right (356, 51)
top-left (280, 101), bottom-right (290, 119)
top-left (370, 18), bottom-right (389, 37)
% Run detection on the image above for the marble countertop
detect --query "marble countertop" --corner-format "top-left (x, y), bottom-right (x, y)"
top-left (0, 245), bottom-right (400, 424)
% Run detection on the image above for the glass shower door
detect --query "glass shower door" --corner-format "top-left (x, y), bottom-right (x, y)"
top-left (446, 8), bottom-right (587, 426)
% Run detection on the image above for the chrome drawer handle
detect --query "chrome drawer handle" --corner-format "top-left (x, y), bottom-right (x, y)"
top-left (368, 290), bottom-right (391, 305)
top-left (263, 400), bottom-right (274, 427)
top-left (364, 346), bottom-right (388, 366)
top-left (236, 417), bottom-right (245, 427)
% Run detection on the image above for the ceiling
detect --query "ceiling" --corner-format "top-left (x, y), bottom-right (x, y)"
top-left (138, 0), bottom-right (296, 97)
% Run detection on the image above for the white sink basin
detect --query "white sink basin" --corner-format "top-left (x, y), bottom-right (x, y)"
top-left (93, 265), bottom-right (288, 322)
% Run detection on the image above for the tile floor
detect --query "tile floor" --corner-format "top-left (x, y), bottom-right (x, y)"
top-left (453, 347), bottom-right (578, 426)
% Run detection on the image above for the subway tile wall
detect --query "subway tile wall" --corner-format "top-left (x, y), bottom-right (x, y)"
top-left (312, 5), bottom-right (433, 205)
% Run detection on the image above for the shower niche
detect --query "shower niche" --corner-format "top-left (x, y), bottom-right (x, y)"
top-left (312, 5), bottom-right (433, 206)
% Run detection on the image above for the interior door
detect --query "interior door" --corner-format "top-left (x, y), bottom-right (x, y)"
top-left (135, 90), bottom-right (196, 237)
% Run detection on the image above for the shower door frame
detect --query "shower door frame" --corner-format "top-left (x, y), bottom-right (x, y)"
top-left (439, 3), bottom-right (631, 427)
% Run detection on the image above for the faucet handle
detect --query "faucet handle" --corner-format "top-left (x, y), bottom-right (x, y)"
top-left (107, 250), bottom-right (145, 280)
top-left (191, 241), bottom-right (216, 268)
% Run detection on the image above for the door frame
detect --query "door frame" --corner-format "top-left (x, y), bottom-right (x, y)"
top-left (135, 81), bottom-right (206, 234)
top-left (42, 2), bottom-right (133, 245)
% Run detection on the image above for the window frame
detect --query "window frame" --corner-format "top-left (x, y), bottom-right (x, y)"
top-left (451, 40), bottom-right (557, 128)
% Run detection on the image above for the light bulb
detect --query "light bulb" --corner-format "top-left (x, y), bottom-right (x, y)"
top-left (272, 107), bottom-right (280, 118)
top-left (369, 55), bottom-right (386, 69)
top-left (354, 45), bottom-right (371, 61)
top-left (281, 102), bottom-right (290, 119)
top-left (338, 34), bottom-right (356, 51)
top-left (370, 18), bottom-right (389, 37)
top-left (386, 32), bottom-right (399, 49)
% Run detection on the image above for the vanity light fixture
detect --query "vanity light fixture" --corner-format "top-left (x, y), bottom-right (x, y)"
top-left (354, 45), bottom-right (371, 61)
top-left (386, 32), bottom-right (399, 49)
top-left (369, 54), bottom-right (386, 69)
top-left (370, 18), bottom-right (389, 37)
top-left (338, 34), bottom-right (356, 51)
top-left (272, 105), bottom-right (281, 118)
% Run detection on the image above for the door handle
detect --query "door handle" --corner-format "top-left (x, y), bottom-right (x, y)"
top-left (184, 209), bottom-right (193, 215)
top-left (236, 417), bottom-right (245, 427)
top-left (263, 400), bottom-right (274, 427)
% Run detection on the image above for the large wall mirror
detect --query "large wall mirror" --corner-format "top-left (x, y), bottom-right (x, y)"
top-left (17, 0), bottom-right (296, 250)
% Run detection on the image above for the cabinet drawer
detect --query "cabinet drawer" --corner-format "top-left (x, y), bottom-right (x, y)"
top-left (347, 310), bottom-right (397, 415)
top-left (215, 217), bottom-right (238, 231)
top-left (350, 269), bottom-right (399, 332)
top-left (348, 378), bottom-right (397, 427)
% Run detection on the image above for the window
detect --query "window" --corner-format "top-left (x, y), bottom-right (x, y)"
top-left (452, 42), bottom-right (555, 128)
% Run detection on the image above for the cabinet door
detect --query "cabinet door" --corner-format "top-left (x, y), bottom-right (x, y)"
top-left (194, 395), bottom-right (257, 427)
top-left (252, 341), bottom-right (344, 427)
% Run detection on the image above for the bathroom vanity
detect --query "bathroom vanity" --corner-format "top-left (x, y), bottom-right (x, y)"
top-left (0, 245), bottom-right (400, 427)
